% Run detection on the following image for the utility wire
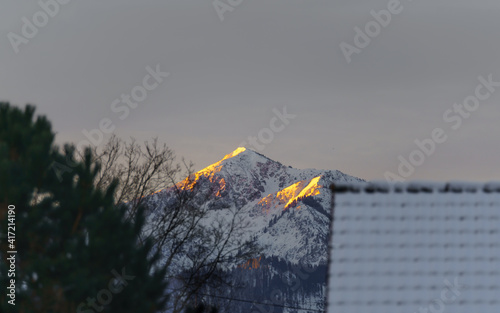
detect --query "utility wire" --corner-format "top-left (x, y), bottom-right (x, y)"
top-left (196, 292), bottom-right (325, 312)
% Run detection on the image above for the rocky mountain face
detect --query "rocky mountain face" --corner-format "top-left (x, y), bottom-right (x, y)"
top-left (144, 147), bottom-right (363, 312)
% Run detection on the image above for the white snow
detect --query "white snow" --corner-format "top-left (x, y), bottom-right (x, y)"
top-left (327, 182), bottom-right (500, 313)
top-left (145, 147), bottom-right (364, 265)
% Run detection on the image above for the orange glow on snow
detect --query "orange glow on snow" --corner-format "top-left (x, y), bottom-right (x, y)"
top-left (179, 147), bottom-right (246, 189)
top-left (297, 176), bottom-right (322, 199)
top-left (221, 147), bottom-right (246, 161)
top-left (259, 176), bottom-right (322, 212)
top-left (174, 148), bottom-right (247, 195)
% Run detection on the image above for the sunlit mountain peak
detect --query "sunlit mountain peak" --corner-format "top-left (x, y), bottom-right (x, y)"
top-left (176, 147), bottom-right (250, 193)
top-left (144, 146), bottom-right (364, 268)
top-left (221, 147), bottom-right (247, 161)
top-left (258, 175), bottom-right (323, 212)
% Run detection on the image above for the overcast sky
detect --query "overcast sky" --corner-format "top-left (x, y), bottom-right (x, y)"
top-left (1, 0), bottom-right (499, 182)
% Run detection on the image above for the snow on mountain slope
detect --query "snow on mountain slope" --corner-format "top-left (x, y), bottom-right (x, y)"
top-left (147, 147), bottom-right (364, 265)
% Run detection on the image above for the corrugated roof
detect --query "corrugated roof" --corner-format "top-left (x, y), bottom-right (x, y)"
top-left (327, 182), bottom-right (500, 313)
top-left (332, 181), bottom-right (500, 194)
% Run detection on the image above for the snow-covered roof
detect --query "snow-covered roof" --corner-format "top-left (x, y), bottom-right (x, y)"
top-left (327, 181), bottom-right (500, 313)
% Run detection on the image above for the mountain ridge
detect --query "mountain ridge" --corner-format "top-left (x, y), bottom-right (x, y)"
top-left (143, 147), bottom-right (364, 312)
top-left (150, 147), bottom-right (364, 264)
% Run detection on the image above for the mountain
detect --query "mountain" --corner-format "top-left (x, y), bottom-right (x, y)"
top-left (144, 147), bottom-right (364, 312)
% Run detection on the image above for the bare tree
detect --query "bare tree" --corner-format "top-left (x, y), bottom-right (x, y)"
top-left (151, 176), bottom-right (259, 313)
top-left (90, 135), bottom-right (180, 211)
top-left (87, 135), bottom-right (261, 313)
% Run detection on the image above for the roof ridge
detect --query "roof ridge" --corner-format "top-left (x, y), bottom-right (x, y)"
top-left (330, 181), bottom-right (500, 194)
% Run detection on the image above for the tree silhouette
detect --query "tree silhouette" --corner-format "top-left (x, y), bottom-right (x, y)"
top-left (0, 103), bottom-right (169, 313)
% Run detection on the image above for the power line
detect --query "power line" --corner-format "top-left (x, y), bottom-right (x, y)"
top-left (196, 292), bottom-right (325, 312)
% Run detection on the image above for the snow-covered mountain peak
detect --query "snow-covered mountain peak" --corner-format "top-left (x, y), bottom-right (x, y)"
top-left (221, 147), bottom-right (247, 161)
top-left (193, 147), bottom-right (273, 178)
top-left (143, 148), bottom-right (365, 312)
top-left (146, 148), bottom-right (364, 265)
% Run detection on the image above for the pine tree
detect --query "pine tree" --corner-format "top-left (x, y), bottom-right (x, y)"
top-left (0, 103), bottom-right (169, 313)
